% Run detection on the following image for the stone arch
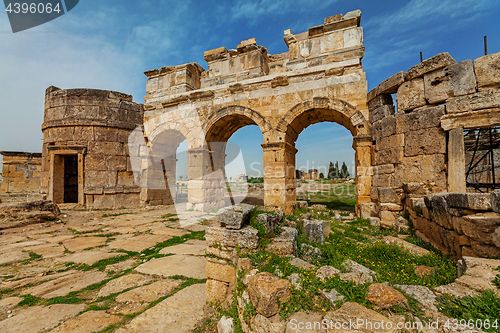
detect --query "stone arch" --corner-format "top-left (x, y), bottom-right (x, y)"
top-left (276, 97), bottom-right (370, 143)
top-left (274, 97), bottom-right (372, 216)
top-left (203, 105), bottom-right (272, 143)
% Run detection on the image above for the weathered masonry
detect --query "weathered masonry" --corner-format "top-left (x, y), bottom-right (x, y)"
top-left (140, 10), bottom-right (371, 212)
top-left (368, 51), bottom-right (500, 258)
top-left (40, 88), bottom-right (144, 208)
top-left (0, 151), bottom-right (42, 193)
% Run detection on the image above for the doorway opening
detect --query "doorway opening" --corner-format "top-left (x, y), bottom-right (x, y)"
top-left (63, 155), bottom-right (79, 203)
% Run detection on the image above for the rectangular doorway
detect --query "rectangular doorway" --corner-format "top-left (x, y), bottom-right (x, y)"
top-left (63, 155), bottom-right (79, 203)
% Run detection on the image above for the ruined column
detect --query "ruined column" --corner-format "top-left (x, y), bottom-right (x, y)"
top-left (448, 128), bottom-right (466, 193)
top-left (186, 147), bottom-right (225, 211)
top-left (262, 142), bottom-right (297, 207)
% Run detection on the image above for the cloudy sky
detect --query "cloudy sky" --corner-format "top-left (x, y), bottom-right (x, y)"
top-left (0, 0), bottom-right (499, 178)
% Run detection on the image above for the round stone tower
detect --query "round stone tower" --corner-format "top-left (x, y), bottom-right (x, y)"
top-left (41, 86), bottom-right (143, 209)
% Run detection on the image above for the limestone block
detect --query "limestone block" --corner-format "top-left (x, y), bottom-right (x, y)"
top-left (470, 240), bottom-right (500, 258)
top-left (395, 154), bottom-right (446, 188)
top-left (367, 283), bottom-right (407, 309)
top-left (370, 105), bottom-right (395, 124)
top-left (217, 203), bottom-right (254, 230)
top-left (303, 219), bottom-right (325, 244)
top-left (441, 107), bottom-right (500, 131)
top-left (368, 94), bottom-right (393, 110)
top-left (372, 115), bottom-right (396, 141)
top-left (424, 60), bottom-right (476, 104)
top-left (248, 272), bottom-right (291, 317)
top-left (206, 279), bottom-right (229, 303)
top-left (324, 14), bottom-right (343, 25)
top-left (446, 89), bottom-right (500, 113)
top-left (375, 147), bottom-right (403, 165)
top-left (343, 27), bottom-right (363, 49)
top-left (405, 52), bottom-right (456, 81)
top-left (424, 192), bottom-right (453, 229)
top-left (377, 71), bottom-right (405, 95)
top-left (447, 193), bottom-right (491, 211)
top-left (376, 134), bottom-right (404, 151)
top-left (396, 78), bottom-right (426, 112)
top-left (404, 127), bottom-right (446, 157)
top-left (396, 105), bottom-right (445, 133)
top-left (378, 187), bottom-right (400, 204)
top-left (205, 226), bottom-right (259, 249)
top-left (491, 190), bottom-right (500, 213)
top-left (360, 202), bottom-right (376, 218)
top-left (85, 170), bottom-right (117, 188)
top-left (206, 261), bottom-right (236, 283)
top-left (373, 164), bottom-right (395, 175)
top-left (372, 173), bottom-right (395, 188)
top-left (473, 52), bottom-right (500, 90)
top-left (323, 17), bottom-right (357, 32)
top-left (380, 203), bottom-right (403, 211)
top-left (256, 213), bottom-right (282, 234)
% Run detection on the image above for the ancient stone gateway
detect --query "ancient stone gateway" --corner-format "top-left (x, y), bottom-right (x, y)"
top-left (140, 10), bottom-right (371, 212)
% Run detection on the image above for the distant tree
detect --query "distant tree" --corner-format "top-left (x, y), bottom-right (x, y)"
top-left (179, 176), bottom-right (183, 180)
top-left (319, 172), bottom-right (324, 179)
top-left (340, 162), bottom-right (350, 178)
top-left (328, 162), bottom-right (334, 178)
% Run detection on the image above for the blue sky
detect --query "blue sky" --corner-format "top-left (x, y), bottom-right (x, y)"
top-left (0, 0), bottom-right (499, 178)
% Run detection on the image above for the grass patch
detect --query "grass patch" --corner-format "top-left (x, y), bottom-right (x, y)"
top-left (18, 294), bottom-right (42, 307)
top-left (437, 291), bottom-right (500, 333)
top-left (161, 213), bottom-right (177, 219)
top-left (46, 291), bottom-right (84, 305)
top-left (102, 213), bottom-right (131, 218)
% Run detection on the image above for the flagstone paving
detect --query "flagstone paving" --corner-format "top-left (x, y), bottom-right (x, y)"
top-left (135, 254), bottom-right (207, 279)
top-left (0, 203), bottom-right (213, 332)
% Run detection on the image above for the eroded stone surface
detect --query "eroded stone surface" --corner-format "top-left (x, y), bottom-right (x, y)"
top-left (135, 255), bottom-right (207, 279)
top-left (23, 270), bottom-right (108, 298)
top-left (62, 237), bottom-right (107, 252)
top-left (159, 239), bottom-right (206, 256)
top-left (114, 283), bottom-right (206, 333)
top-left (51, 311), bottom-right (121, 333)
top-left (0, 304), bottom-right (85, 333)
top-left (98, 273), bottom-right (153, 297)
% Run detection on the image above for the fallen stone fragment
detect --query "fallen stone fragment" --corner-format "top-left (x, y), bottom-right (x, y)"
top-left (316, 266), bottom-right (341, 282)
top-left (289, 257), bottom-right (315, 269)
top-left (248, 272), bottom-right (291, 317)
top-left (320, 288), bottom-right (344, 306)
top-left (217, 203), bottom-right (254, 230)
top-left (217, 316), bottom-right (234, 333)
top-left (323, 302), bottom-right (398, 333)
top-left (414, 265), bottom-right (435, 279)
top-left (394, 284), bottom-right (438, 312)
top-left (367, 283), bottom-right (408, 309)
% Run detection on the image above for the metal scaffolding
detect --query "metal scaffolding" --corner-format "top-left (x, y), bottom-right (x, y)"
top-left (464, 126), bottom-right (500, 191)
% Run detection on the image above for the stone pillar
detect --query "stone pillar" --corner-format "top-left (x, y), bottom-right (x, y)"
top-left (262, 142), bottom-right (297, 207)
top-left (448, 128), bottom-right (466, 193)
top-left (354, 135), bottom-right (374, 217)
top-left (187, 148), bottom-right (225, 211)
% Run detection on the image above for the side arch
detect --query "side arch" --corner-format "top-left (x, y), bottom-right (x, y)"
top-left (203, 105), bottom-right (272, 142)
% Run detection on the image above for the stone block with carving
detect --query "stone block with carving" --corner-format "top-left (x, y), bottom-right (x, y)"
top-left (302, 219), bottom-right (325, 244)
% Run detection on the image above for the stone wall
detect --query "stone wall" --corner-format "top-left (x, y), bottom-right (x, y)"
top-left (41, 87), bottom-right (144, 209)
top-left (0, 151), bottom-right (42, 193)
top-left (405, 188), bottom-right (500, 259)
top-left (366, 51), bottom-right (500, 226)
